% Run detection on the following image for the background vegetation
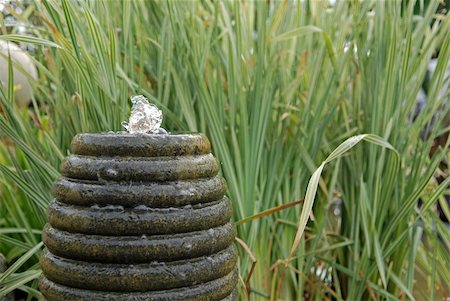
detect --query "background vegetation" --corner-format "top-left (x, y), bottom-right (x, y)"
top-left (0, 0), bottom-right (449, 300)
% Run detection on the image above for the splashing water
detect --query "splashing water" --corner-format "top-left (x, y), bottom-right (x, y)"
top-left (122, 95), bottom-right (165, 134)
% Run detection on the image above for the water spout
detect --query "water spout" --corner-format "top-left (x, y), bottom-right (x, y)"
top-left (122, 95), bottom-right (164, 134)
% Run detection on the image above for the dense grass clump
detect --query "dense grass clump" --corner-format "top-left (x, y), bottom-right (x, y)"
top-left (0, 1), bottom-right (449, 300)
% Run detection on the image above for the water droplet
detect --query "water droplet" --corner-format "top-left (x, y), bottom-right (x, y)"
top-left (90, 204), bottom-right (124, 212)
top-left (180, 189), bottom-right (195, 197)
top-left (105, 168), bottom-right (118, 177)
top-left (104, 205), bottom-right (124, 211)
top-left (96, 171), bottom-right (105, 182)
top-left (154, 128), bottom-right (168, 135)
top-left (134, 204), bottom-right (151, 211)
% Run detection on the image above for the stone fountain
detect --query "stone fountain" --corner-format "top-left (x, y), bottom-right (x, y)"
top-left (39, 96), bottom-right (238, 300)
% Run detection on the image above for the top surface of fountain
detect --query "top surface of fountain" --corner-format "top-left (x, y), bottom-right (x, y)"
top-left (71, 132), bottom-right (211, 157)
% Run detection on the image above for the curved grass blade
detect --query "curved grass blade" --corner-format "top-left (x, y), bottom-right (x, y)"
top-left (288, 134), bottom-right (399, 260)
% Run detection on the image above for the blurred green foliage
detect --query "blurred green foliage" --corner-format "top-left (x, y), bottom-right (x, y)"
top-left (0, 1), bottom-right (449, 300)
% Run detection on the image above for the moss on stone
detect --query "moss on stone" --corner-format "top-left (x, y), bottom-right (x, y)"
top-left (40, 245), bottom-right (237, 292)
top-left (53, 176), bottom-right (227, 208)
top-left (61, 154), bottom-right (219, 182)
top-left (43, 222), bottom-right (235, 263)
top-left (40, 269), bottom-right (238, 301)
top-left (47, 198), bottom-right (232, 236)
top-left (71, 133), bottom-right (212, 158)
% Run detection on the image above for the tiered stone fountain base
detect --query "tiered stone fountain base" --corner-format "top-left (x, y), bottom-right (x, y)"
top-left (39, 133), bottom-right (238, 301)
